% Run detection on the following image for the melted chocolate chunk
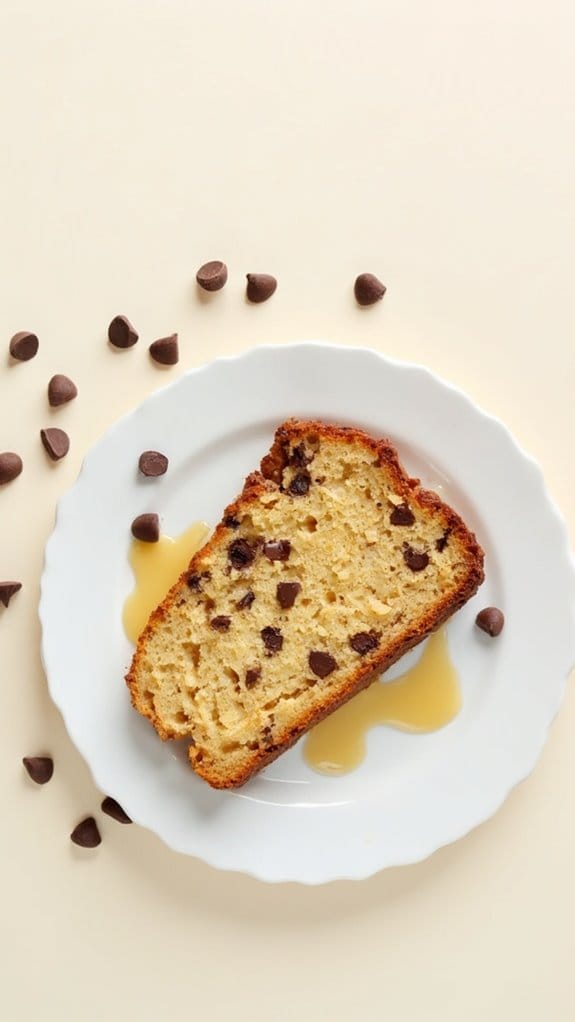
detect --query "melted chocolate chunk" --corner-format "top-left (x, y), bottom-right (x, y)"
top-left (349, 631), bottom-right (380, 656)
top-left (22, 756), bottom-right (53, 784)
top-left (263, 539), bottom-right (291, 561)
top-left (236, 589), bottom-right (255, 610)
top-left (245, 665), bottom-right (262, 688)
top-left (403, 546), bottom-right (429, 572)
top-left (261, 626), bottom-right (283, 654)
top-left (223, 515), bottom-right (240, 529)
top-left (308, 651), bottom-right (338, 678)
top-left (290, 443), bottom-right (313, 468)
top-left (228, 538), bottom-right (256, 570)
top-left (101, 796), bottom-right (132, 824)
top-left (288, 471), bottom-right (311, 496)
top-left (436, 530), bottom-right (451, 552)
top-left (475, 607), bottom-right (505, 637)
top-left (187, 573), bottom-right (202, 590)
top-left (390, 503), bottom-right (415, 526)
top-left (276, 581), bottom-right (301, 609)
top-left (210, 615), bottom-right (231, 632)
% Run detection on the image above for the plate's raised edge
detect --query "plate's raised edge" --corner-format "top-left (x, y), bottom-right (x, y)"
top-left (38, 342), bottom-right (575, 883)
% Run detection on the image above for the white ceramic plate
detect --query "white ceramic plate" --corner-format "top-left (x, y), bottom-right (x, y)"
top-left (40, 344), bottom-right (575, 883)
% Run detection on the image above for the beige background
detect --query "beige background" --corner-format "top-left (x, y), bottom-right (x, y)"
top-left (1, 1), bottom-right (574, 1019)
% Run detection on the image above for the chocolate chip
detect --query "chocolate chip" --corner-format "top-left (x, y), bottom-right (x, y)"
top-left (245, 665), bottom-right (261, 688)
top-left (0, 582), bottom-right (22, 608)
top-left (436, 530), bottom-right (451, 552)
top-left (236, 589), bottom-right (255, 610)
top-left (101, 796), bottom-right (132, 824)
top-left (261, 626), bottom-right (283, 654)
top-left (263, 539), bottom-right (291, 561)
top-left (223, 515), bottom-right (240, 529)
top-left (309, 651), bottom-right (338, 678)
top-left (48, 374), bottom-right (78, 407)
top-left (288, 471), bottom-right (311, 496)
top-left (131, 513), bottom-right (160, 543)
top-left (228, 538), bottom-right (256, 570)
top-left (70, 817), bottom-right (101, 848)
top-left (210, 615), bottom-right (231, 632)
top-left (108, 315), bottom-right (138, 348)
top-left (475, 607), bottom-right (504, 637)
top-left (22, 756), bottom-right (53, 784)
top-left (149, 333), bottom-right (179, 365)
top-left (40, 427), bottom-right (70, 461)
top-left (187, 573), bottom-right (202, 590)
top-left (290, 443), bottom-right (313, 467)
top-left (246, 273), bottom-right (277, 303)
top-left (276, 581), bottom-right (301, 609)
top-left (354, 273), bottom-right (386, 306)
top-left (390, 503), bottom-right (415, 526)
top-left (138, 451), bottom-right (168, 477)
top-left (349, 631), bottom-right (380, 655)
top-left (9, 331), bottom-right (39, 361)
top-left (0, 452), bottom-right (23, 485)
top-left (403, 546), bottom-right (429, 572)
top-left (196, 260), bottom-right (228, 291)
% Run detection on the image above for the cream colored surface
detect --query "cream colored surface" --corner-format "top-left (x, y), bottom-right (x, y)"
top-left (0, 1), bottom-right (573, 1019)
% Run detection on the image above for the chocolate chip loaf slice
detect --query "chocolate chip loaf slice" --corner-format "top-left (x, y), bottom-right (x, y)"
top-left (126, 421), bottom-right (484, 788)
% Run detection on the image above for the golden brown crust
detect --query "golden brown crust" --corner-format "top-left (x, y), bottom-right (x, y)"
top-left (126, 419), bottom-right (484, 788)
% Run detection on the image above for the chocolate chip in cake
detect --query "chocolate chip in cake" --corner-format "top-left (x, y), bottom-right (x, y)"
top-left (475, 607), bottom-right (504, 637)
top-left (246, 273), bottom-right (277, 303)
top-left (108, 315), bottom-right (138, 348)
top-left (48, 374), bottom-right (77, 407)
top-left (309, 651), bottom-right (338, 678)
top-left (390, 503), bottom-right (415, 526)
top-left (354, 273), bottom-right (386, 306)
top-left (70, 817), bottom-right (101, 848)
top-left (9, 331), bottom-right (39, 361)
top-left (228, 538), bottom-right (256, 570)
top-left (196, 260), bottom-right (228, 291)
top-left (101, 796), bottom-right (132, 824)
top-left (403, 546), bottom-right (429, 572)
top-left (138, 451), bottom-right (168, 477)
top-left (245, 665), bottom-right (262, 688)
top-left (131, 513), bottom-right (160, 543)
top-left (187, 573), bottom-right (202, 590)
top-left (276, 581), bottom-right (301, 609)
top-left (0, 452), bottom-right (23, 485)
top-left (290, 443), bottom-right (313, 468)
top-left (0, 581), bottom-right (22, 608)
top-left (263, 539), bottom-right (291, 562)
top-left (22, 756), bottom-right (53, 785)
top-left (223, 515), bottom-right (241, 529)
top-left (40, 427), bottom-right (70, 461)
top-left (149, 333), bottom-right (179, 365)
top-left (236, 589), bottom-right (255, 610)
top-left (288, 471), bottom-right (311, 496)
top-left (261, 626), bottom-right (283, 654)
top-left (349, 631), bottom-right (380, 656)
top-left (210, 615), bottom-right (231, 632)
top-left (436, 530), bottom-right (451, 552)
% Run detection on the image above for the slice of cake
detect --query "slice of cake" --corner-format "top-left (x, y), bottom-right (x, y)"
top-left (126, 421), bottom-right (484, 788)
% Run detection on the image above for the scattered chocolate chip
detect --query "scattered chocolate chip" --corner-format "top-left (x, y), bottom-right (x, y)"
top-left (40, 427), bottom-right (70, 461)
top-left (436, 530), bottom-right (451, 552)
top-left (245, 665), bottom-right (262, 689)
top-left (70, 817), bottom-right (101, 848)
top-left (108, 315), bottom-right (138, 348)
top-left (261, 626), bottom-right (283, 654)
top-left (288, 471), bottom-right (311, 496)
top-left (403, 546), bottom-right (429, 572)
top-left (246, 273), bottom-right (277, 303)
top-left (9, 331), bottom-right (39, 361)
top-left (228, 538), bottom-right (256, 570)
top-left (290, 442), bottom-right (313, 468)
top-left (22, 756), bottom-right (53, 784)
top-left (196, 260), bottom-right (228, 291)
top-left (309, 651), bottom-right (338, 678)
top-left (48, 374), bottom-right (77, 407)
top-left (354, 273), bottom-right (386, 306)
top-left (390, 503), bottom-right (415, 526)
top-left (349, 631), bottom-right (380, 655)
top-left (263, 539), bottom-right (291, 562)
top-left (187, 573), bottom-right (202, 590)
top-left (276, 581), bottom-right (301, 609)
top-left (101, 796), bottom-right (132, 824)
top-left (223, 515), bottom-right (240, 529)
top-left (0, 452), bottom-right (23, 485)
top-left (210, 615), bottom-right (231, 632)
top-left (149, 333), bottom-right (179, 366)
top-left (131, 513), bottom-right (160, 543)
top-left (237, 589), bottom-right (255, 610)
top-left (475, 607), bottom-right (505, 637)
top-left (138, 451), bottom-right (168, 477)
top-left (0, 581), bottom-right (22, 608)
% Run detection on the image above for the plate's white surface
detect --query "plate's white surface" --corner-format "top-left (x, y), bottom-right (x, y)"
top-left (39, 344), bottom-right (575, 883)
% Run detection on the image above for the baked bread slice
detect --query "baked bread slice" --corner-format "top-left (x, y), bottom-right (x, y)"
top-left (126, 420), bottom-right (484, 788)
